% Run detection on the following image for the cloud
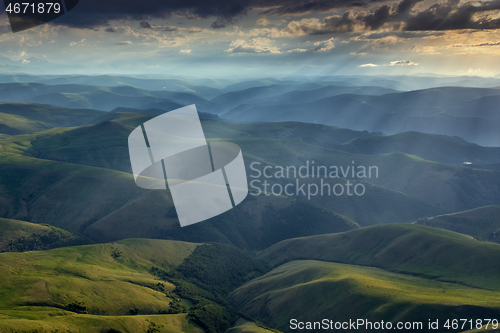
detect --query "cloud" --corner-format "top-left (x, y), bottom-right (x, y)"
top-left (287, 48), bottom-right (308, 52)
top-left (462, 41), bottom-right (500, 47)
top-left (225, 37), bottom-right (280, 53)
top-left (50, 0), bottom-right (252, 29)
top-left (69, 38), bottom-right (85, 47)
top-left (404, 0), bottom-right (500, 31)
top-left (180, 49), bottom-right (192, 53)
top-left (45, 0), bottom-right (381, 30)
top-left (256, 18), bottom-right (270, 26)
top-left (390, 60), bottom-right (418, 66)
top-left (312, 37), bottom-right (335, 51)
top-left (115, 41), bottom-right (133, 45)
top-left (139, 22), bottom-right (179, 32)
top-left (256, 0), bottom-right (500, 35)
top-left (355, 34), bottom-right (407, 51)
top-left (258, 0), bottom-right (373, 16)
top-left (360, 63), bottom-right (378, 67)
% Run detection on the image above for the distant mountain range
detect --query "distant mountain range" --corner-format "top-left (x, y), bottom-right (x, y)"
top-left (0, 74), bottom-right (498, 145)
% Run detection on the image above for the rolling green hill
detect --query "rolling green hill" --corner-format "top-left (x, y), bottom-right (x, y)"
top-left (0, 102), bottom-right (104, 136)
top-left (233, 224), bottom-right (500, 332)
top-left (260, 224), bottom-right (500, 291)
top-left (228, 260), bottom-right (500, 333)
top-left (415, 206), bottom-right (500, 243)
top-left (33, 75), bottom-right (226, 99)
top-left (5, 108), bottom-right (500, 223)
top-left (0, 114), bottom-right (445, 227)
top-left (0, 218), bottom-right (90, 252)
top-left (0, 238), bottom-right (274, 332)
top-left (0, 82), bottom-right (217, 112)
top-left (0, 238), bottom-right (202, 332)
top-left (0, 152), bottom-right (359, 250)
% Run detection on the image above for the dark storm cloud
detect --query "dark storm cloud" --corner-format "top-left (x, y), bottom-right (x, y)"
top-left (303, 0), bottom-right (500, 34)
top-left (258, 0), bottom-right (378, 15)
top-left (50, 0), bottom-right (500, 32)
top-left (404, 0), bottom-right (500, 31)
top-left (355, 0), bottom-right (500, 32)
top-left (138, 21), bottom-right (182, 32)
top-left (456, 41), bottom-right (500, 47)
top-left (362, 4), bottom-right (391, 30)
top-left (52, 0), bottom-right (376, 29)
top-left (322, 12), bottom-right (356, 33)
top-left (55, 0), bottom-right (251, 29)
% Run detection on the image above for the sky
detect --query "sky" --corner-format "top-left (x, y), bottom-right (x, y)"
top-left (1, 0), bottom-right (500, 77)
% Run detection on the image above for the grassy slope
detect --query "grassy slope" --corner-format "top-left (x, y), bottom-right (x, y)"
top-left (0, 152), bottom-right (145, 232)
top-left (0, 218), bottom-right (89, 252)
top-left (0, 218), bottom-right (49, 248)
top-left (84, 193), bottom-right (359, 250)
top-left (0, 102), bottom-right (105, 136)
top-left (260, 224), bottom-right (500, 291)
top-left (0, 312), bottom-right (203, 333)
top-left (11, 113), bottom-right (499, 214)
top-left (0, 116), bottom-right (444, 227)
top-left (0, 238), bottom-right (202, 332)
top-left (0, 151), bottom-right (358, 250)
top-left (415, 206), bottom-right (500, 243)
top-left (228, 260), bottom-right (500, 333)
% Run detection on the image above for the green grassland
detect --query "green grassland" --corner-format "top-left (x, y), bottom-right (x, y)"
top-left (0, 142), bottom-right (360, 250)
top-left (84, 192), bottom-right (359, 249)
top-left (0, 114), bottom-right (448, 228)
top-left (3, 111), bottom-right (499, 216)
top-left (0, 102), bottom-right (104, 136)
top-left (0, 312), bottom-right (203, 333)
top-left (260, 224), bottom-right (500, 291)
top-left (415, 205), bottom-right (500, 243)
top-left (0, 239), bottom-right (196, 314)
top-left (0, 218), bottom-right (51, 249)
top-left (228, 260), bottom-right (500, 333)
top-left (0, 218), bottom-right (90, 252)
top-left (0, 238), bottom-right (203, 332)
top-left (0, 239), bottom-right (276, 332)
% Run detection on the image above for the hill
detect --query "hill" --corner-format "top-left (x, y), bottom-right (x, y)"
top-left (222, 87), bottom-right (500, 146)
top-left (228, 260), bottom-right (500, 333)
top-left (0, 102), bottom-right (104, 136)
top-left (0, 152), bottom-right (359, 250)
top-left (0, 118), bottom-right (445, 227)
top-left (210, 83), bottom-right (395, 115)
top-left (341, 131), bottom-right (500, 165)
top-left (0, 238), bottom-right (275, 332)
top-left (0, 218), bottom-right (90, 252)
top-left (6, 110), bottom-right (500, 219)
top-left (0, 238), bottom-right (207, 332)
top-left (415, 206), bottom-right (500, 243)
top-left (34, 75), bottom-right (226, 99)
top-left (0, 83), bottom-right (218, 112)
top-left (259, 224), bottom-right (500, 291)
